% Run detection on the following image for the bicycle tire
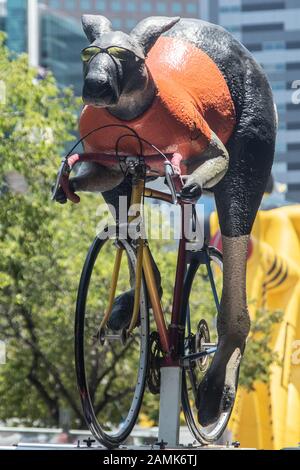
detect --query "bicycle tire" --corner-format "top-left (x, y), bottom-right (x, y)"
top-left (75, 229), bottom-right (149, 448)
top-left (181, 247), bottom-right (234, 444)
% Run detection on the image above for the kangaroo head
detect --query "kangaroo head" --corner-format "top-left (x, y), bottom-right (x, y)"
top-left (81, 15), bottom-right (180, 107)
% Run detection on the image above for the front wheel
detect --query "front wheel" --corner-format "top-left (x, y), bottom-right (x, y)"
top-left (75, 229), bottom-right (149, 448)
top-left (181, 247), bottom-right (234, 444)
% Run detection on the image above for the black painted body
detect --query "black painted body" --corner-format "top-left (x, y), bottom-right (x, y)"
top-left (165, 19), bottom-right (276, 237)
top-left (90, 17), bottom-right (277, 238)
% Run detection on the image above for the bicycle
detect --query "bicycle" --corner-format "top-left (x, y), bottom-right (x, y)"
top-left (53, 146), bottom-right (233, 449)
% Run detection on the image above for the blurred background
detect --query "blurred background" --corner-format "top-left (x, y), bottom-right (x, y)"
top-left (0, 0), bottom-right (300, 450)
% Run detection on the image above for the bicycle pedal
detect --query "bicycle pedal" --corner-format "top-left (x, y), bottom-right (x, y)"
top-left (96, 327), bottom-right (127, 346)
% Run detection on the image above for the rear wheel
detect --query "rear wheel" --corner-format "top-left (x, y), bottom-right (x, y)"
top-left (181, 247), bottom-right (234, 444)
top-left (75, 229), bottom-right (149, 448)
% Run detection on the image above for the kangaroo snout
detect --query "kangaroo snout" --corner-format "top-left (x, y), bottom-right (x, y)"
top-left (83, 74), bottom-right (119, 107)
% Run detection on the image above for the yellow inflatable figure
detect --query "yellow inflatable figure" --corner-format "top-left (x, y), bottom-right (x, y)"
top-left (210, 200), bottom-right (300, 449)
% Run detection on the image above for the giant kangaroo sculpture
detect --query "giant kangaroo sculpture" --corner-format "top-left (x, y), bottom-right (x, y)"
top-left (55, 16), bottom-right (277, 426)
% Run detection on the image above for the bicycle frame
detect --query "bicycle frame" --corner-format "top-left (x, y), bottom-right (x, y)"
top-left (101, 175), bottom-right (189, 366)
top-left (54, 152), bottom-right (200, 364)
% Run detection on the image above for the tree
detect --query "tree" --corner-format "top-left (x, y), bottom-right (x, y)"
top-left (0, 34), bottom-right (90, 426)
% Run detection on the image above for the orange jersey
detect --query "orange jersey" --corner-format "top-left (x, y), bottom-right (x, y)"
top-left (79, 36), bottom-right (236, 165)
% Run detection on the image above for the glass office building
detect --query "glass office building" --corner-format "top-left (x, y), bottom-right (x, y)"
top-left (5, 0), bottom-right (27, 53)
top-left (201, 0), bottom-right (300, 201)
top-left (41, 13), bottom-right (86, 95)
top-left (42, 0), bottom-right (200, 31)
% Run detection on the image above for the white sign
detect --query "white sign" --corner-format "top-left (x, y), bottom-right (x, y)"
top-left (0, 341), bottom-right (6, 365)
top-left (0, 80), bottom-right (6, 105)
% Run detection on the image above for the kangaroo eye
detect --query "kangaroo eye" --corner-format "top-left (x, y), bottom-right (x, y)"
top-left (107, 47), bottom-right (132, 61)
top-left (81, 47), bottom-right (101, 63)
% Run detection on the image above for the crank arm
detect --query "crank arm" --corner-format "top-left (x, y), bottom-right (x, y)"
top-left (181, 346), bottom-right (217, 368)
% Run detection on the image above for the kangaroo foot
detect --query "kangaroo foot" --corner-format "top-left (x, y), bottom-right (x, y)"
top-left (107, 285), bottom-right (163, 331)
top-left (196, 339), bottom-right (245, 427)
top-left (107, 289), bottom-right (136, 331)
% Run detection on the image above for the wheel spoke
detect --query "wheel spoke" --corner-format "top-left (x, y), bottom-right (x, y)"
top-left (187, 369), bottom-right (198, 399)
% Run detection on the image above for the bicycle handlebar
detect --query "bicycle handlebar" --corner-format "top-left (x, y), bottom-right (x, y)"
top-left (52, 152), bottom-right (185, 205)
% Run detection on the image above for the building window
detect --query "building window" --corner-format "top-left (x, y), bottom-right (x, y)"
top-left (6, 0), bottom-right (27, 54)
top-left (287, 62), bottom-right (300, 71)
top-left (287, 163), bottom-right (300, 171)
top-left (264, 41), bottom-right (285, 50)
top-left (171, 3), bottom-right (182, 14)
top-left (242, 23), bottom-right (284, 33)
top-left (287, 122), bottom-right (300, 130)
top-left (141, 3), bottom-right (152, 14)
top-left (287, 103), bottom-right (299, 111)
top-left (271, 81), bottom-right (285, 90)
top-left (276, 141), bottom-right (286, 152)
top-left (186, 3), bottom-right (198, 15)
top-left (227, 26), bottom-right (240, 33)
top-left (244, 43), bottom-right (262, 52)
top-left (126, 2), bottom-right (136, 13)
top-left (80, 0), bottom-right (92, 10)
top-left (111, 1), bottom-right (121, 12)
top-left (287, 41), bottom-right (300, 49)
top-left (263, 62), bottom-right (285, 72)
top-left (126, 18), bottom-right (136, 29)
top-left (156, 2), bottom-right (167, 14)
top-left (288, 143), bottom-right (300, 151)
top-left (49, 0), bottom-right (60, 8)
top-left (64, 0), bottom-right (75, 10)
top-left (220, 6), bottom-right (240, 13)
top-left (242, 2), bottom-right (285, 12)
top-left (112, 18), bottom-right (122, 29)
top-left (95, 0), bottom-right (106, 11)
top-left (287, 184), bottom-right (300, 191)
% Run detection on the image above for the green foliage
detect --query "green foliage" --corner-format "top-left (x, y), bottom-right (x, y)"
top-left (0, 37), bottom-right (97, 427)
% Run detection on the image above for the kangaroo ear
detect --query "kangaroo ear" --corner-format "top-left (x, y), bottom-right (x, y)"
top-left (82, 15), bottom-right (112, 42)
top-left (130, 16), bottom-right (180, 55)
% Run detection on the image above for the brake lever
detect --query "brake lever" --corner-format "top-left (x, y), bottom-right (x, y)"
top-left (164, 161), bottom-right (183, 205)
top-left (51, 158), bottom-right (71, 201)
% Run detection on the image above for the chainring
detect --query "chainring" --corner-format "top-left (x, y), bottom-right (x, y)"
top-left (146, 331), bottom-right (164, 395)
top-left (195, 319), bottom-right (211, 372)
